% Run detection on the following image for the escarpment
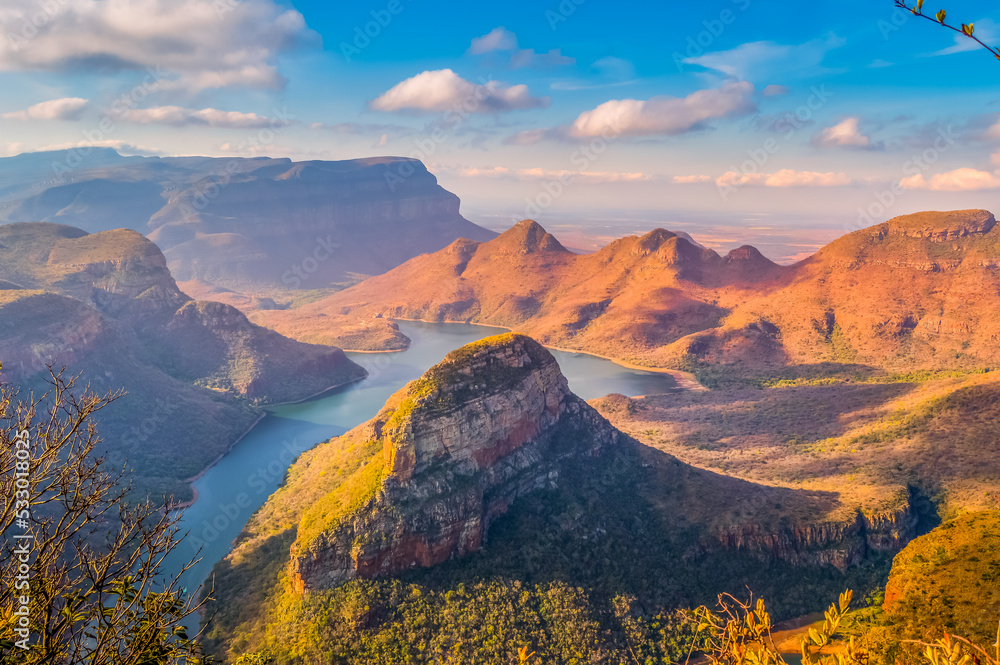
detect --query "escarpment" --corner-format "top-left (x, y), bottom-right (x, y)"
top-left (288, 333), bottom-right (623, 593)
top-left (0, 221), bottom-right (367, 499)
top-left (0, 222), bottom-right (366, 402)
top-left (715, 504), bottom-right (918, 571)
top-left (0, 151), bottom-right (497, 295)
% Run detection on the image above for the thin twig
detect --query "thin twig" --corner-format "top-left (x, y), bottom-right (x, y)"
top-left (893, 1), bottom-right (1000, 60)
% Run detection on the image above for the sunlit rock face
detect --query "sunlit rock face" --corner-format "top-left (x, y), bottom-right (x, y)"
top-left (289, 333), bottom-right (623, 593)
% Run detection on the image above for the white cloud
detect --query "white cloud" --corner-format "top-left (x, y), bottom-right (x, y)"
top-left (370, 69), bottom-right (548, 113)
top-left (762, 84), bottom-right (789, 96)
top-left (121, 106), bottom-right (274, 128)
top-left (569, 81), bottom-right (756, 137)
top-left (2, 97), bottom-right (88, 121)
top-left (932, 19), bottom-right (999, 55)
top-left (716, 169), bottom-right (852, 188)
top-left (455, 166), bottom-right (652, 183)
top-left (672, 174), bottom-right (712, 184)
top-left (899, 168), bottom-right (1000, 191)
top-left (0, 0), bottom-right (312, 92)
top-left (469, 27), bottom-right (518, 54)
top-left (468, 27), bottom-right (573, 68)
top-left (35, 139), bottom-right (161, 156)
top-left (684, 34), bottom-right (844, 81)
top-left (816, 117), bottom-right (872, 148)
top-left (0, 143), bottom-right (25, 156)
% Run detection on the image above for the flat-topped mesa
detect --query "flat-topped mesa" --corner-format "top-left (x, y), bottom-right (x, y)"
top-left (877, 209), bottom-right (997, 241)
top-left (289, 333), bottom-right (622, 594)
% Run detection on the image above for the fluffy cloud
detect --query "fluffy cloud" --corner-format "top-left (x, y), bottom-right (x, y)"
top-left (672, 174), bottom-right (712, 184)
top-left (2, 98), bottom-right (88, 121)
top-left (121, 106), bottom-right (275, 128)
top-left (370, 69), bottom-right (548, 113)
top-left (716, 169), bottom-right (852, 188)
top-left (568, 81), bottom-right (756, 138)
top-left (899, 168), bottom-right (1000, 191)
top-left (0, 0), bottom-right (312, 91)
top-left (815, 117), bottom-right (873, 148)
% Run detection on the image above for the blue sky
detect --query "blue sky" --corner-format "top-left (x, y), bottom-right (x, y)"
top-left (2, 0), bottom-right (1000, 258)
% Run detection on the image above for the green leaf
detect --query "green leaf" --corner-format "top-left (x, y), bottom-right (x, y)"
top-left (936, 9), bottom-right (946, 23)
top-left (962, 23), bottom-right (974, 36)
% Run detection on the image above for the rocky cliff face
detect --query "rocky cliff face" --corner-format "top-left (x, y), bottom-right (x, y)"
top-left (715, 505), bottom-right (918, 570)
top-left (0, 221), bottom-right (368, 499)
top-left (288, 333), bottom-right (623, 593)
top-left (0, 291), bottom-right (115, 381)
top-left (0, 151), bottom-right (497, 295)
top-left (0, 222), bottom-right (366, 402)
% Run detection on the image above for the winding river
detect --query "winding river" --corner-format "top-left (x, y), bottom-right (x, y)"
top-left (166, 321), bottom-right (680, 628)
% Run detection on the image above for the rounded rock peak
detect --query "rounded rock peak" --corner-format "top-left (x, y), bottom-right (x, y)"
top-left (429, 333), bottom-right (558, 385)
top-left (636, 228), bottom-right (678, 253)
top-left (492, 220), bottom-right (570, 254)
top-left (726, 245), bottom-right (767, 262)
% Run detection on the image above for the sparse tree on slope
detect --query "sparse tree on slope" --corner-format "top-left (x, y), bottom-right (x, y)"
top-left (0, 365), bottom-right (213, 665)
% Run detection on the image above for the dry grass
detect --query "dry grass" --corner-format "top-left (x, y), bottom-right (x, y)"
top-left (594, 371), bottom-right (1000, 523)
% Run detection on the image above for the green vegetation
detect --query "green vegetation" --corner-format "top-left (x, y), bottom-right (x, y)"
top-left (601, 368), bottom-right (1000, 523)
top-left (207, 418), bottom-right (893, 663)
top-left (410, 333), bottom-right (552, 407)
top-left (295, 455), bottom-right (387, 551)
top-left (882, 511), bottom-right (1000, 648)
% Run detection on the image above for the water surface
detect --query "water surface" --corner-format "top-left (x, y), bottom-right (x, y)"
top-left (166, 321), bottom-right (678, 627)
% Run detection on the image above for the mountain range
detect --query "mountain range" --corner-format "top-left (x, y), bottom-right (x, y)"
top-left (0, 149), bottom-right (496, 301)
top-left (256, 210), bottom-right (1000, 374)
top-left (0, 221), bottom-right (366, 500)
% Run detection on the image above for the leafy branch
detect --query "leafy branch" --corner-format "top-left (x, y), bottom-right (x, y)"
top-left (893, 1), bottom-right (1000, 61)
